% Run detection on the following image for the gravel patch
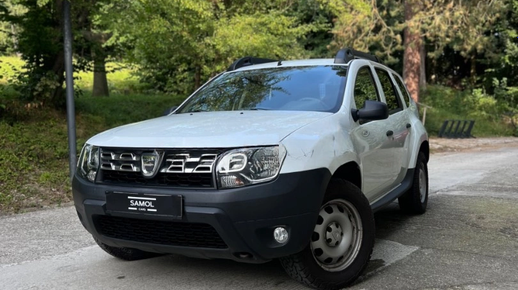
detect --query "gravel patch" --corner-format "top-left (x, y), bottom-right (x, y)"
top-left (430, 137), bottom-right (518, 153)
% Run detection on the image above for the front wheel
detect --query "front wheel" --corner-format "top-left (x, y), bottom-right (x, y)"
top-left (280, 179), bottom-right (375, 290)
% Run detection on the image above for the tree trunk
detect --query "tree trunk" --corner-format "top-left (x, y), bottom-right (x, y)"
top-left (419, 41), bottom-right (426, 90)
top-left (403, 0), bottom-right (421, 103)
top-left (50, 0), bottom-right (64, 107)
top-left (92, 51), bottom-right (109, 97)
top-left (51, 49), bottom-right (65, 106)
top-left (470, 56), bottom-right (476, 86)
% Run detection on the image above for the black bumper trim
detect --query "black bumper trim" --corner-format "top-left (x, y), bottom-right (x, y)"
top-left (73, 168), bottom-right (332, 263)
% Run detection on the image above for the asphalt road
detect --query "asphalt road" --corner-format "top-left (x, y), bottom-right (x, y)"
top-left (1, 145), bottom-right (518, 290)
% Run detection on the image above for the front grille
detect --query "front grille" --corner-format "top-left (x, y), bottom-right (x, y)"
top-left (99, 148), bottom-right (223, 188)
top-left (95, 215), bottom-right (228, 249)
top-left (101, 171), bottom-right (213, 187)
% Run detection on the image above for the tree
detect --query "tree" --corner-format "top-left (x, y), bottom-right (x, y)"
top-left (403, 0), bottom-right (421, 102)
top-left (1, 0), bottom-right (115, 106)
top-left (75, 0), bottom-right (114, 97)
top-left (2, 0), bottom-right (67, 107)
top-left (101, 0), bottom-right (319, 96)
top-left (322, 0), bottom-right (505, 102)
top-left (0, 0), bottom-right (24, 55)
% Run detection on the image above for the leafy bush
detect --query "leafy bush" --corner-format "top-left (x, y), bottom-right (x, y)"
top-left (420, 85), bottom-right (515, 137)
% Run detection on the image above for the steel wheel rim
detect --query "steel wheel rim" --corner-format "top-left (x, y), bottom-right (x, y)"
top-left (419, 165), bottom-right (427, 203)
top-left (310, 199), bottom-right (363, 272)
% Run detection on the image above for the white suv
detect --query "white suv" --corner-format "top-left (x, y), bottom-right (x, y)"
top-left (73, 48), bottom-right (429, 290)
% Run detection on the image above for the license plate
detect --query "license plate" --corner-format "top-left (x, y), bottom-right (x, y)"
top-left (105, 191), bottom-right (182, 218)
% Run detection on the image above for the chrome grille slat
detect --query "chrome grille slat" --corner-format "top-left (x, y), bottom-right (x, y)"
top-left (162, 153), bottom-right (218, 173)
top-left (101, 151), bottom-right (140, 161)
top-left (101, 150), bottom-right (141, 172)
top-left (99, 148), bottom-right (222, 188)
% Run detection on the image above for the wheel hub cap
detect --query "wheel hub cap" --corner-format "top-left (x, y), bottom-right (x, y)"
top-left (310, 199), bottom-right (363, 272)
top-left (325, 222), bottom-right (343, 247)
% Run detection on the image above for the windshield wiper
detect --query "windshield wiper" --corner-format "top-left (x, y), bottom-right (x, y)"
top-left (249, 107), bottom-right (270, 111)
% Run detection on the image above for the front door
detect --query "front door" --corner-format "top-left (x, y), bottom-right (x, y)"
top-left (349, 66), bottom-right (396, 202)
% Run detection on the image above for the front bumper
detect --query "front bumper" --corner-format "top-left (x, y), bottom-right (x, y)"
top-left (72, 168), bottom-right (331, 263)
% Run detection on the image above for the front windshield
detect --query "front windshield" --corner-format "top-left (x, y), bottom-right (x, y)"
top-left (177, 66), bottom-right (347, 113)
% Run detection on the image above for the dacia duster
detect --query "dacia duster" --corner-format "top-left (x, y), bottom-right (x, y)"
top-left (73, 48), bottom-right (429, 289)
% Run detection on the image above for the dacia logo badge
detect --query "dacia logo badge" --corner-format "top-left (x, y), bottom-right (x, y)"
top-left (141, 150), bottom-right (163, 178)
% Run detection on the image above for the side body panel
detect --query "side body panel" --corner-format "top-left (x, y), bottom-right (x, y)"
top-left (280, 60), bottom-right (428, 204)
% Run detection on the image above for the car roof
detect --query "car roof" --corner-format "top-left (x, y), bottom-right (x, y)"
top-left (232, 59), bottom-right (348, 72)
top-left (230, 58), bottom-right (402, 79)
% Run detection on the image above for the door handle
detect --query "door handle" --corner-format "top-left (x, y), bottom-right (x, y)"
top-left (406, 123), bottom-right (411, 129)
top-left (386, 130), bottom-right (394, 137)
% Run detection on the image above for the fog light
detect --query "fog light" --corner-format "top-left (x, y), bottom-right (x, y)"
top-left (273, 227), bottom-right (289, 244)
top-left (87, 170), bottom-right (97, 182)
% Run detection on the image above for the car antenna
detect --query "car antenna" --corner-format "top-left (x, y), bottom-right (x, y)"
top-left (277, 60), bottom-right (283, 66)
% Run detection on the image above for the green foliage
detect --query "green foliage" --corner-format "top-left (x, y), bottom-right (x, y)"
top-left (0, 56), bottom-right (23, 118)
top-left (323, 0), bottom-right (506, 82)
top-left (0, 56), bottom-right (199, 214)
top-left (1, 0), bottom-right (65, 107)
top-left (0, 113), bottom-right (71, 213)
top-left (322, 0), bottom-right (403, 63)
top-left (76, 93), bottom-right (185, 127)
top-left (0, 0), bottom-right (25, 55)
top-left (102, 0), bottom-right (324, 96)
top-left (421, 85), bottom-right (515, 137)
top-left (0, 92), bottom-right (185, 213)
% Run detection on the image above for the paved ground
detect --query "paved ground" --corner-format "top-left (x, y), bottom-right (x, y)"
top-left (1, 140), bottom-right (518, 290)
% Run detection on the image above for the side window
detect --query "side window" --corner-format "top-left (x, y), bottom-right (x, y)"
top-left (354, 67), bottom-right (379, 109)
top-left (375, 68), bottom-right (402, 114)
top-left (392, 73), bottom-right (412, 107)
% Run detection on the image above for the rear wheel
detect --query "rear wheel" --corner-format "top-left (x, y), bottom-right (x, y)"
top-left (94, 237), bottom-right (160, 261)
top-left (280, 179), bottom-right (375, 290)
top-left (398, 152), bottom-right (428, 214)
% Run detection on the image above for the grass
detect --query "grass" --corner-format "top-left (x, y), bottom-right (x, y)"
top-left (0, 56), bottom-right (186, 214)
top-left (0, 94), bottom-right (185, 214)
top-left (74, 63), bottom-right (149, 94)
top-left (420, 85), bottom-right (515, 137)
top-left (0, 56), bottom-right (142, 92)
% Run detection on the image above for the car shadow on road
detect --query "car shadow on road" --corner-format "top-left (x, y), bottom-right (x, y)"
top-left (97, 202), bottom-right (425, 289)
top-left (113, 252), bottom-right (302, 289)
top-left (373, 202), bottom-right (417, 240)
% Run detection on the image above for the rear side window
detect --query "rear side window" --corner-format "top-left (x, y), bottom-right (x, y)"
top-left (353, 67), bottom-right (379, 109)
top-left (375, 68), bottom-right (402, 114)
top-left (392, 73), bottom-right (412, 107)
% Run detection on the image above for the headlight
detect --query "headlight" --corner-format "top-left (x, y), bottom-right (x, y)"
top-left (78, 144), bottom-right (100, 182)
top-left (216, 146), bottom-right (286, 189)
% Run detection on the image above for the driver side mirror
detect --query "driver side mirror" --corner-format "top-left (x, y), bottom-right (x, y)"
top-left (351, 100), bottom-right (388, 122)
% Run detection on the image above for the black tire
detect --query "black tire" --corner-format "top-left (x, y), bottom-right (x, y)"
top-left (94, 237), bottom-right (160, 261)
top-left (398, 152), bottom-right (428, 214)
top-left (280, 179), bottom-right (375, 290)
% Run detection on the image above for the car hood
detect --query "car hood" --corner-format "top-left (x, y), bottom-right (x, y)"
top-left (87, 111), bottom-right (332, 148)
